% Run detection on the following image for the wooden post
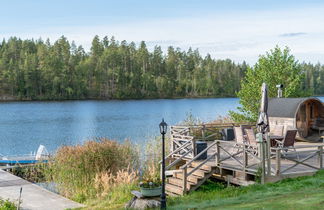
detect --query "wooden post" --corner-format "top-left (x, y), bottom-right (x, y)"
top-left (215, 141), bottom-right (220, 166)
top-left (243, 144), bottom-right (248, 173)
top-left (171, 126), bottom-right (175, 154)
top-left (266, 134), bottom-right (271, 176)
top-left (202, 124), bottom-right (206, 140)
top-left (260, 140), bottom-right (266, 184)
top-left (275, 149), bottom-right (281, 176)
top-left (192, 139), bottom-right (196, 157)
top-left (318, 146), bottom-right (323, 169)
top-left (182, 167), bottom-right (187, 194)
top-left (256, 133), bottom-right (265, 184)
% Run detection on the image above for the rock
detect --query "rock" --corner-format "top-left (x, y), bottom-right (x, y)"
top-left (125, 196), bottom-right (161, 209)
top-left (131, 190), bottom-right (144, 198)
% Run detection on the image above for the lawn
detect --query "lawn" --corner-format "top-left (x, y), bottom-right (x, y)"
top-left (167, 170), bottom-right (324, 210)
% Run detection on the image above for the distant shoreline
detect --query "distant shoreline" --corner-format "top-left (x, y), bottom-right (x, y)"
top-left (2, 95), bottom-right (324, 103)
top-left (0, 95), bottom-right (239, 102)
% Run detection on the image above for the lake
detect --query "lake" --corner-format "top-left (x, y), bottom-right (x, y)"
top-left (0, 98), bottom-right (239, 155)
top-left (2, 97), bottom-right (324, 156)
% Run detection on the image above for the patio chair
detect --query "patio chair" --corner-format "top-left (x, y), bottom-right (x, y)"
top-left (245, 128), bottom-right (258, 155)
top-left (233, 126), bottom-right (245, 155)
top-left (240, 125), bottom-right (252, 136)
top-left (271, 125), bottom-right (284, 136)
top-left (234, 126), bottom-right (245, 144)
top-left (275, 130), bottom-right (299, 159)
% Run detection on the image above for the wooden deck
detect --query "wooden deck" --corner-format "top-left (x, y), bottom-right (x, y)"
top-left (164, 125), bottom-right (324, 195)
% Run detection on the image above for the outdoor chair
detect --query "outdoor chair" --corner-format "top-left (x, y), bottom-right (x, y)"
top-left (233, 126), bottom-right (245, 155)
top-left (240, 125), bottom-right (252, 137)
top-left (275, 130), bottom-right (299, 159)
top-left (271, 125), bottom-right (284, 136)
top-left (234, 126), bottom-right (245, 144)
top-left (244, 128), bottom-right (258, 155)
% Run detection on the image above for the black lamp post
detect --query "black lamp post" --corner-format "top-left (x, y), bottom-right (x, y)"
top-left (159, 118), bottom-right (167, 209)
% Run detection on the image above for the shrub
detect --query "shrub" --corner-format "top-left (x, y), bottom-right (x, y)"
top-left (47, 138), bottom-right (139, 200)
top-left (0, 199), bottom-right (16, 210)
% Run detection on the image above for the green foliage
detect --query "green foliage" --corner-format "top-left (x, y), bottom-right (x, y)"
top-left (9, 163), bottom-right (49, 183)
top-left (0, 36), bottom-right (247, 100)
top-left (231, 46), bottom-right (306, 122)
top-left (0, 199), bottom-right (16, 210)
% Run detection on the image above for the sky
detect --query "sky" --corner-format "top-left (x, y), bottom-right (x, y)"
top-left (1, 0), bottom-right (324, 64)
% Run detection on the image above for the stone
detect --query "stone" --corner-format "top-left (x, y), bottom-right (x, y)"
top-left (131, 190), bottom-right (144, 198)
top-left (125, 196), bottom-right (161, 209)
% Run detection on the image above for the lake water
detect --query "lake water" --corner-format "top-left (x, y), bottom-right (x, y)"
top-left (2, 97), bottom-right (324, 156)
top-left (0, 98), bottom-right (239, 155)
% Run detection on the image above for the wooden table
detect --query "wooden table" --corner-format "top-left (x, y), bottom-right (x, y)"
top-left (270, 135), bottom-right (284, 147)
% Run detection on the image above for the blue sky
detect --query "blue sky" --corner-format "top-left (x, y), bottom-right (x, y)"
top-left (1, 0), bottom-right (324, 64)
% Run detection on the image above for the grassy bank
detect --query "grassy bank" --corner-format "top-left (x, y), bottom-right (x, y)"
top-left (168, 170), bottom-right (324, 210)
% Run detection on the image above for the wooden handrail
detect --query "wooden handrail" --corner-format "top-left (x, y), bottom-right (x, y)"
top-left (159, 140), bottom-right (192, 164)
top-left (165, 148), bottom-right (193, 171)
top-left (186, 152), bottom-right (217, 177)
top-left (180, 141), bottom-right (217, 169)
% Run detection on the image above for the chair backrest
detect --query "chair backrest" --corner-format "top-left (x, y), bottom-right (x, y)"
top-left (271, 125), bottom-right (284, 136)
top-left (240, 125), bottom-right (252, 135)
top-left (283, 130), bottom-right (297, 147)
top-left (234, 126), bottom-right (244, 144)
top-left (245, 128), bottom-right (257, 146)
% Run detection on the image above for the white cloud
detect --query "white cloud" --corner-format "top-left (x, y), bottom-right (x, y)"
top-left (3, 5), bottom-right (324, 64)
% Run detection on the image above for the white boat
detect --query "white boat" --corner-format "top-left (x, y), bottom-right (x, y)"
top-left (0, 145), bottom-right (49, 165)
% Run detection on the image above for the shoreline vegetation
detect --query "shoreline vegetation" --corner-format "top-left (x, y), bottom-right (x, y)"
top-left (0, 95), bottom-right (239, 102)
top-left (1, 37), bottom-right (324, 102)
top-left (10, 136), bottom-right (166, 209)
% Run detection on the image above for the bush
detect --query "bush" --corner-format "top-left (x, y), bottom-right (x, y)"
top-left (0, 199), bottom-right (16, 210)
top-left (46, 138), bottom-right (139, 200)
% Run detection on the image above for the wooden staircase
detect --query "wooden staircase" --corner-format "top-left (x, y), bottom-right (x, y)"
top-left (166, 161), bottom-right (217, 196)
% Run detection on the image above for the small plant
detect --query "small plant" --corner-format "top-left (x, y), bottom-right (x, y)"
top-left (0, 199), bottom-right (16, 210)
top-left (255, 167), bottom-right (263, 184)
top-left (139, 178), bottom-right (161, 188)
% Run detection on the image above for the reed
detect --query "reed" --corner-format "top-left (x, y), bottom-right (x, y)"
top-left (46, 138), bottom-right (139, 202)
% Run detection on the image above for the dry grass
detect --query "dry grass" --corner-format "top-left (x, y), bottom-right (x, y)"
top-left (46, 138), bottom-right (139, 202)
top-left (94, 166), bottom-right (138, 197)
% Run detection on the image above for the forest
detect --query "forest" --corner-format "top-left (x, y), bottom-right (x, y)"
top-left (0, 36), bottom-right (323, 100)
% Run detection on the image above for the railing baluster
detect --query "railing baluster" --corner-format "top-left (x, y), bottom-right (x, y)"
top-left (318, 146), bottom-right (323, 169)
top-left (192, 137), bottom-right (196, 157)
top-left (243, 144), bottom-right (248, 172)
top-left (216, 141), bottom-right (220, 166)
top-left (202, 124), bottom-right (206, 140)
top-left (182, 167), bottom-right (187, 194)
top-left (275, 149), bottom-right (281, 176)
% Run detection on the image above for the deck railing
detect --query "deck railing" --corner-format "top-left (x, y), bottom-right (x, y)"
top-left (163, 124), bottom-right (324, 193)
top-left (271, 144), bottom-right (324, 176)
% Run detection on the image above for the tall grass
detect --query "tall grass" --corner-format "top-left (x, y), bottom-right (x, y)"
top-left (46, 138), bottom-right (139, 202)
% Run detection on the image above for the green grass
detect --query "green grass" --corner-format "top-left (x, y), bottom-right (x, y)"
top-left (167, 170), bottom-right (324, 210)
top-left (0, 199), bottom-right (16, 210)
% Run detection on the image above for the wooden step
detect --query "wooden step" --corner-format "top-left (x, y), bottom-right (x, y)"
top-left (174, 172), bottom-right (201, 184)
top-left (167, 177), bottom-right (195, 189)
top-left (186, 167), bottom-right (209, 177)
top-left (190, 161), bottom-right (213, 171)
top-left (166, 183), bottom-right (184, 195)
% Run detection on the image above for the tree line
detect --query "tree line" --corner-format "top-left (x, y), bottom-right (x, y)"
top-left (0, 36), bottom-right (323, 100)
